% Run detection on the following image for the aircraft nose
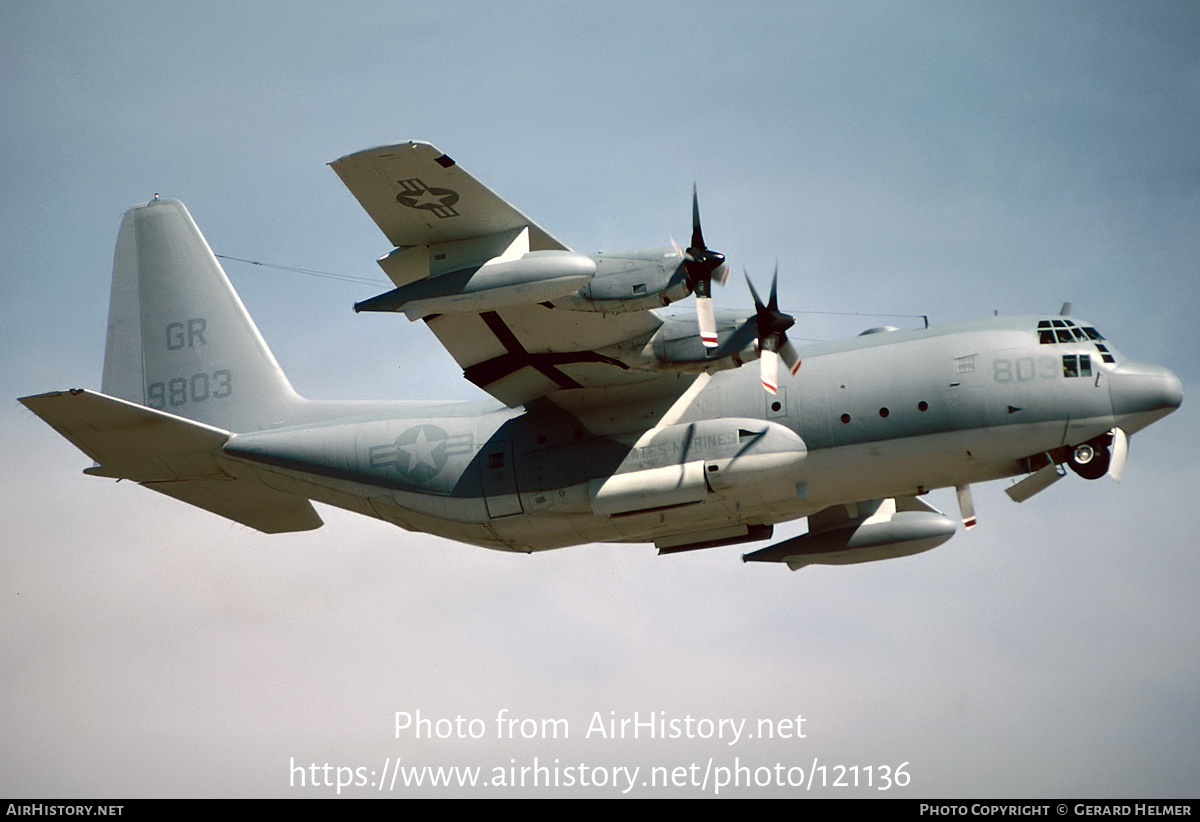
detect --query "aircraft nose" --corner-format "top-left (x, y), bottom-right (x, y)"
top-left (1108, 361), bottom-right (1183, 432)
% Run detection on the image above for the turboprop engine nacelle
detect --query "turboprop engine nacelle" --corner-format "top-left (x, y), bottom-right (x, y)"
top-left (548, 248), bottom-right (691, 314)
top-left (589, 418), bottom-right (807, 517)
top-left (743, 498), bottom-right (956, 571)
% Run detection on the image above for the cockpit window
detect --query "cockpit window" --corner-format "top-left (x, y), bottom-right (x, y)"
top-left (1036, 321), bottom-right (1114, 362)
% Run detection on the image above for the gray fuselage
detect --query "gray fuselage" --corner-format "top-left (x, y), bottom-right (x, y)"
top-left (219, 313), bottom-right (1179, 552)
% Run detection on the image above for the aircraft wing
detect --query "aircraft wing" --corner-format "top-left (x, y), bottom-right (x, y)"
top-left (331, 142), bottom-right (710, 420)
top-left (330, 141), bottom-right (568, 261)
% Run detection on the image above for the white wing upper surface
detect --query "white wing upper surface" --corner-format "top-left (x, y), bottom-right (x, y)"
top-left (330, 141), bottom-right (568, 254)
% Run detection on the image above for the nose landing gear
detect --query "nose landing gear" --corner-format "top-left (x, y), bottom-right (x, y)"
top-left (1067, 428), bottom-right (1128, 481)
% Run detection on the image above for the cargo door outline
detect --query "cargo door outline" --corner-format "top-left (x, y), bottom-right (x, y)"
top-left (481, 440), bottom-right (523, 518)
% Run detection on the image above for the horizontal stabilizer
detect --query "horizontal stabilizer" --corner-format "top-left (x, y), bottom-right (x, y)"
top-left (21, 389), bottom-right (230, 480)
top-left (144, 478), bottom-right (322, 534)
top-left (19, 389), bottom-right (321, 533)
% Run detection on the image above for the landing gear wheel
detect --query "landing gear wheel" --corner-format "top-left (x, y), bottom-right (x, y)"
top-left (1068, 440), bottom-right (1110, 480)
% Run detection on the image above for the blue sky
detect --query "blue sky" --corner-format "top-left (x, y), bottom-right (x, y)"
top-left (3, 1), bottom-right (1198, 797)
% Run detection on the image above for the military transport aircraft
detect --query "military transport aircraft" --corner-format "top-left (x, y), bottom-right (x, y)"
top-left (20, 142), bottom-right (1183, 570)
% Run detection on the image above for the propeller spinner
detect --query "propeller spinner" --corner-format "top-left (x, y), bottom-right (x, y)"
top-left (684, 186), bottom-right (729, 348)
top-left (746, 266), bottom-right (801, 394)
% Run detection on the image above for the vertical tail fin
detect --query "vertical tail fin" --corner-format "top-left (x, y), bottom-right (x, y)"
top-left (102, 198), bottom-right (303, 432)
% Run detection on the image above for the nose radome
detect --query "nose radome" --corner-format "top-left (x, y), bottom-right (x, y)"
top-left (1109, 361), bottom-right (1183, 432)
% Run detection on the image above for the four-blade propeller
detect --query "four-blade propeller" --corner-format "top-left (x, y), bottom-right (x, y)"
top-left (683, 188), bottom-right (801, 395)
top-left (745, 265), bottom-right (802, 394)
top-left (684, 186), bottom-right (729, 349)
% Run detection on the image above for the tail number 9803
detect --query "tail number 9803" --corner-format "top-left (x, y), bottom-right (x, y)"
top-left (147, 369), bottom-right (232, 409)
